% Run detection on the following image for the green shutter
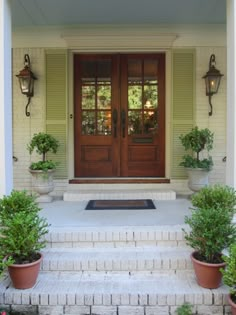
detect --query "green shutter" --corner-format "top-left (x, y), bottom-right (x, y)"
top-left (45, 50), bottom-right (67, 179)
top-left (171, 50), bottom-right (195, 179)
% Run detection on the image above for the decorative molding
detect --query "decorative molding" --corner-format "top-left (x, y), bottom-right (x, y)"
top-left (61, 31), bottom-right (177, 51)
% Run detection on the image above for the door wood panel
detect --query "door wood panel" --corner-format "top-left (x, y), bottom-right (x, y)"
top-left (74, 53), bottom-right (165, 177)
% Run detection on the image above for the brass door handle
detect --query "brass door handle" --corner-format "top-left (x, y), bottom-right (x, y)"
top-left (112, 109), bottom-right (118, 137)
top-left (121, 109), bottom-right (126, 138)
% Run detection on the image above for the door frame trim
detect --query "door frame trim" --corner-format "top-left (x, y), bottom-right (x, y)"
top-left (68, 49), bottom-right (172, 179)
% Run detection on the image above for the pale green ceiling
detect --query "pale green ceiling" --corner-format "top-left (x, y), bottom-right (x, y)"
top-left (11, 0), bottom-right (226, 27)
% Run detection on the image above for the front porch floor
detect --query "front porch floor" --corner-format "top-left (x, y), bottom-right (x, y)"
top-left (40, 197), bottom-right (192, 227)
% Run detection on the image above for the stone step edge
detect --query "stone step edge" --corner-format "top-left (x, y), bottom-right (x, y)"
top-left (1, 272), bottom-right (229, 307)
top-left (41, 247), bottom-right (193, 271)
top-left (63, 189), bottom-right (176, 201)
top-left (44, 225), bottom-right (189, 245)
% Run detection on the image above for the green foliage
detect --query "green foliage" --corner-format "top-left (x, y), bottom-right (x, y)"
top-left (0, 190), bottom-right (49, 273)
top-left (183, 185), bottom-right (236, 263)
top-left (180, 155), bottom-right (213, 170)
top-left (191, 185), bottom-right (236, 217)
top-left (176, 303), bottom-right (193, 315)
top-left (221, 243), bottom-right (236, 298)
top-left (29, 160), bottom-right (57, 171)
top-left (27, 132), bottom-right (59, 171)
top-left (27, 132), bottom-right (59, 161)
top-left (179, 127), bottom-right (214, 170)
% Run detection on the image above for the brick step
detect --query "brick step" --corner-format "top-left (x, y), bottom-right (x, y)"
top-left (41, 247), bottom-right (193, 272)
top-left (44, 225), bottom-right (188, 248)
top-left (0, 271), bottom-right (229, 315)
top-left (63, 189), bottom-right (176, 201)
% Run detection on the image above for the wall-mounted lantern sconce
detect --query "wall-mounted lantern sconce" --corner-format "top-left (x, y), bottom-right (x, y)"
top-left (202, 54), bottom-right (223, 116)
top-left (16, 54), bottom-right (37, 117)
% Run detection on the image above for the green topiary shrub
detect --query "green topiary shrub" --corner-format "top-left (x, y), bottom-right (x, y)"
top-left (27, 132), bottom-right (59, 171)
top-left (179, 127), bottom-right (214, 170)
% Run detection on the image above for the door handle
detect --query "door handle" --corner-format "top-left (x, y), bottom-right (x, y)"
top-left (121, 109), bottom-right (126, 138)
top-left (112, 109), bottom-right (118, 137)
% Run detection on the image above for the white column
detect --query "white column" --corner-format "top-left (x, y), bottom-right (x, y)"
top-left (226, 0), bottom-right (236, 188)
top-left (0, 0), bottom-right (12, 197)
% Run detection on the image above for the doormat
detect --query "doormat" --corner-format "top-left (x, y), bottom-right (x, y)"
top-left (85, 199), bottom-right (156, 210)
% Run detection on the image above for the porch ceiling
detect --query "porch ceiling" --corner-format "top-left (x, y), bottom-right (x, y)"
top-left (11, 0), bottom-right (226, 28)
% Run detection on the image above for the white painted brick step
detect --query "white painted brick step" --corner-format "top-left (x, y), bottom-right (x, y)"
top-left (44, 225), bottom-right (189, 248)
top-left (63, 189), bottom-right (176, 201)
top-left (0, 271), bottom-right (229, 315)
top-left (41, 247), bottom-right (192, 272)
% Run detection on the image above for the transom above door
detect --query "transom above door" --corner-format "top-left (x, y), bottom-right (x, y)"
top-left (74, 53), bottom-right (165, 177)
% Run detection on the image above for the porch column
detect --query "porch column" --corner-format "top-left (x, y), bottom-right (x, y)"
top-left (226, 0), bottom-right (236, 188)
top-left (0, 0), bottom-right (13, 197)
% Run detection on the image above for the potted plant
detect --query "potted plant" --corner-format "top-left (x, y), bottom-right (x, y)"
top-left (183, 184), bottom-right (236, 289)
top-left (0, 190), bottom-right (49, 289)
top-left (179, 126), bottom-right (214, 192)
top-left (27, 132), bottom-right (59, 202)
top-left (221, 243), bottom-right (236, 315)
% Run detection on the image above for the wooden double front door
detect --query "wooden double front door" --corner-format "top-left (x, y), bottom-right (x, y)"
top-left (74, 53), bottom-right (165, 177)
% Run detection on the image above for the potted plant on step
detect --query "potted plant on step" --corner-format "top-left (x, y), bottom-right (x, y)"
top-left (179, 126), bottom-right (214, 192)
top-left (221, 243), bottom-right (236, 315)
top-left (0, 190), bottom-right (49, 289)
top-left (27, 132), bottom-right (59, 202)
top-left (183, 184), bottom-right (236, 289)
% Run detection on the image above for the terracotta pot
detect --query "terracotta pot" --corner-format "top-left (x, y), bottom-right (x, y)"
top-left (191, 251), bottom-right (226, 289)
top-left (8, 253), bottom-right (43, 289)
top-left (228, 295), bottom-right (236, 315)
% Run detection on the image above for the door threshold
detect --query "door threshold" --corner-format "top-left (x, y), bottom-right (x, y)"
top-left (69, 178), bottom-right (170, 184)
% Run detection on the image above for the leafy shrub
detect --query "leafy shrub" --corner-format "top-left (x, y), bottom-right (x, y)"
top-left (191, 184), bottom-right (236, 217)
top-left (221, 243), bottom-right (236, 301)
top-left (0, 191), bottom-right (49, 271)
top-left (176, 303), bottom-right (193, 315)
top-left (183, 185), bottom-right (236, 263)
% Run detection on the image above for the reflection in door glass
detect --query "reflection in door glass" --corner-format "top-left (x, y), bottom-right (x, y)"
top-left (81, 59), bottom-right (112, 135)
top-left (97, 86), bottom-right (111, 109)
top-left (82, 86), bottom-right (95, 109)
top-left (97, 111), bottom-right (112, 135)
top-left (127, 58), bottom-right (159, 135)
top-left (128, 111), bottom-right (142, 135)
top-left (128, 86), bottom-right (142, 109)
top-left (82, 111), bottom-right (95, 135)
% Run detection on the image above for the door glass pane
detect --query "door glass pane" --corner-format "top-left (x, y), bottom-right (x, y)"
top-left (128, 59), bottom-right (142, 83)
top-left (81, 61), bottom-right (96, 84)
top-left (97, 60), bottom-right (111, 83)
top-left (128, 86), bottom-right (142, 109)
top-left (97, 111), bottom-right (112, 135)
top-left (82, 86), bottom-right (95, 109)
top-left (144, 59), bottom-right (158, 84)
top-left (144, 85), bottom-right (158, 109)
top-left (97, 86), bottom-right (111, 109)
top-left (144, 110), bottom-right (157, 134)
top-left (82, 111), bottom-right (95, 135)
top-left (128, 111), bottom-right (142, 135)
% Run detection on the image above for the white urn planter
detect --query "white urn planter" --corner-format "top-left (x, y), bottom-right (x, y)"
top-left (29, 169), bottom-right (55, 202)
top-left (186, 168), bottom-right (210, 192)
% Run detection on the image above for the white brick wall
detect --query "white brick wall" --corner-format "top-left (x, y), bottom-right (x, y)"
top-left (196, 47), bottom-right (227, 184)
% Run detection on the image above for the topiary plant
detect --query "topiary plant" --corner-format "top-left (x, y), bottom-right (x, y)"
top-left (179, 126), bottom-right (214, 170)
top-left (27, 132), bottom-right (59, 171)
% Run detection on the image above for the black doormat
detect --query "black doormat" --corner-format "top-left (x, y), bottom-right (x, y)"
top-left (85, 199), bottom-right (156, 210)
